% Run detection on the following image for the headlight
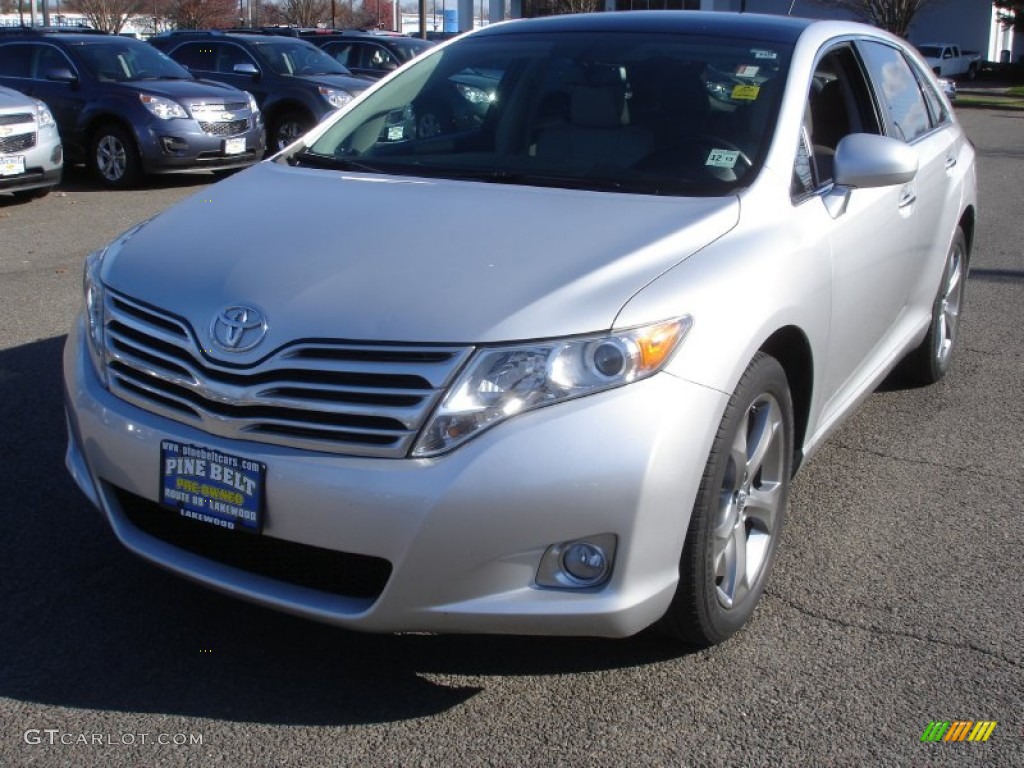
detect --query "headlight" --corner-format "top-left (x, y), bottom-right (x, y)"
top-left (318, 86), bottom-right (354, 110)
top-left (456, 83), bottom-right (493, 105)
top-left (245, 91), bottom-right (262, 124)
top-left (412, 317), bottom-right (692, 457)
top-left (34, 100), bottom-right (55, 128)
top-left (81, 222), bottom-right (150, 388)
top-left (139, 93), bottom-right (188, 120)
top-left (83, 248), bottom-right (108, 387)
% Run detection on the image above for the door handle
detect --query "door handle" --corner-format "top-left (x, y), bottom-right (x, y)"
top-left (898, 186), bottom-right (917, 209)
top-left (945, 153), bottom-right (957, 171)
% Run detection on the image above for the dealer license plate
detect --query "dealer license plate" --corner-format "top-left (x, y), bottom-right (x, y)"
top-left (0, 155), bottom-right (26, 176)
top-left (160, 441), bottom-right (265, 533)
top-left (224, 137), bottom-right (246, 155)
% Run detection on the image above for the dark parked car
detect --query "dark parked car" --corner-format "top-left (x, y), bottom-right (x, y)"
top-left (297, 30), bottom-right (434, 80)
top-left (150, 31), bottom-right (370, 152)
top-left (0, 27), bottom-right (264, 188)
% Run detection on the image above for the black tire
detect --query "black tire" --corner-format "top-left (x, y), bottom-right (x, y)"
top-left (897, 227), bottom-right (967, 387)
top-left (91, 124), bottom-right (142, 189)
top-left (270, 111), bottom-right (313, 153)
top-left (658, 352), bottom-right (794, 648)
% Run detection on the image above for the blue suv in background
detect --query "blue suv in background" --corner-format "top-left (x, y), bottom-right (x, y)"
top-left (0, 27), bottom-right (265, 188)
top-left (149, 31), bottom-right (370, 152)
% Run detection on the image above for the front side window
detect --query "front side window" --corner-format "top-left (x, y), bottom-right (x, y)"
top-left (795, 43), bottom-right (881, 190)
top-left (297, 32), bottom-right (793, 197)
top-left (251, 41), bottom-right (351, 77)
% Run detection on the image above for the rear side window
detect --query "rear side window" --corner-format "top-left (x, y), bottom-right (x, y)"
top-left (0, 43), bottom-right (33, 79)
top-left (171, 42), bottom-right (217, 72)
top-left (858, 41), bottom-right (931, 143)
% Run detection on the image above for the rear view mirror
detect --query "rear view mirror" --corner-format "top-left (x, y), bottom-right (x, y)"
top-left (833, 133), bottom-right (918, 188)
top-left (233, 62), bottom-right (259, 77)
top-left (45, 67), bottom-right (77, 83)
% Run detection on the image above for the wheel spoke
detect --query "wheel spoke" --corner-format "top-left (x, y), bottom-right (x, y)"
top-left (744, 481), bottom-right (782, 532)
top-left (715, 515), bottom-right (748, 608)
top-left (745, 398), bottom-right (781, 481)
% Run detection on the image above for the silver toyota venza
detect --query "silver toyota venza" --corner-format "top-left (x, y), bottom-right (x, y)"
top-left (64, 12), bottom-right (977, 647)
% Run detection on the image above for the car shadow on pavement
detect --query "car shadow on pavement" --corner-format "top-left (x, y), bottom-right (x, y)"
top-left (53, 166), bottom-right (221, 195)
top-left (0, 336), bottom-right (685, 727)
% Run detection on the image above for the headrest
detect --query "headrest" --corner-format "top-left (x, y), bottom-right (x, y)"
top-left (570, 85), bottom-right (625, 128)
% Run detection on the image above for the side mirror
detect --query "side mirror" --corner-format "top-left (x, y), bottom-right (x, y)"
top-left (833, 133), bottom-right (918, 189)
top-left (233, 62), bottom-right (259, 78)
top-left (45, 67), bottom-right (77, 83)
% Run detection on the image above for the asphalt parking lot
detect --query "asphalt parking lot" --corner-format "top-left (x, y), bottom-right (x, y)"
top-left (1, 108), bottom-right (1022, 767)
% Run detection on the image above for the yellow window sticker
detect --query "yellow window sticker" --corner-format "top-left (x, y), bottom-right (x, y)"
top-left (706, 149), bottom-right (739, 169)
top-left (731, 84), bottom-right (761, 101)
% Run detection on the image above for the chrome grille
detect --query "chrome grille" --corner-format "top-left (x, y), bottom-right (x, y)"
top-left (199, 119), bottom-right (249, 137)
top-left (0, 113), bottom-right (33, 126)
top-left (102, 292), bottom-right (473, 458)
top-left (0, 132), bottom-right (35, 152)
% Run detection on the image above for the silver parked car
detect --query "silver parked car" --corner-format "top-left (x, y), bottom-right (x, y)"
top-left (0, 84), bottom-right (61, 199)
top-left (64, 12), bottom-right (976, 647)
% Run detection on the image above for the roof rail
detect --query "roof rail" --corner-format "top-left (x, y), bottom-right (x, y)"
top-left (0, 24), bottom-right (106, 36)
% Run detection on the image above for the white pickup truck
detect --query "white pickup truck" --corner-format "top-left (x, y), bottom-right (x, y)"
top-left (917, 43), bottom-right (982, 79)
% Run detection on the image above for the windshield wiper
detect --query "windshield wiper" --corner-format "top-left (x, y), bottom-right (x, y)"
top-left (288, 151), bottom-right (384, 174)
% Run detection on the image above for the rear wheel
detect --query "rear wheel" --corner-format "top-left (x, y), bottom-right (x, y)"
top-left (898, 227), bottom-right (967, 386)
top-left (658, 352), bottom-right (793, 648)
top-left (91, 124), bottom-right (142, 189)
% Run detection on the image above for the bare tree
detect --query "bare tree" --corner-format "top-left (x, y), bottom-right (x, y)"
top-left (351, 0), bottom-right (394, 30)
top-left (810, 0), bottom-right (939, 38)
top-left (551, 0), bottom-right (602, 13)
top-left (66, 0), bottom-right (150, 33)
top-left (277, 0), bottom-right (331, 26)
top-left (162, 0), bottom-right (240, 29)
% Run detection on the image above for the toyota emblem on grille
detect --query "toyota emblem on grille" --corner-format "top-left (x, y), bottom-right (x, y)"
top-left (211, 305), bottom-right (267, 352)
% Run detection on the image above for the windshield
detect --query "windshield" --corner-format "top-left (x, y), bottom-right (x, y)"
top-left (252, 40), bottom-right (352, 76)
top-left (76, 42), bottom-right (191, 82)
top-left (299, 31), bottom-right (791, 196)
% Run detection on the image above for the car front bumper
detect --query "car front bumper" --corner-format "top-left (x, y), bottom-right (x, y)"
top-left (64, 318), bottom-right (725, 638)
top-left (136, 120), bottom-right (266, 173)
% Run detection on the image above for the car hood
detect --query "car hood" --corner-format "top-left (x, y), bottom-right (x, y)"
top-left (115, 78), bottom-right (249, 103)
top-left (294, 73), bottom-right (369, 93)
top-left (103, 161), bottom-right (738, 356)
top-left (0, 84), bottom-right (35, 109)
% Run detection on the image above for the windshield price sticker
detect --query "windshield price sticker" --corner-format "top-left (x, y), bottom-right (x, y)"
top-left (160, 441), bottom-right (265, 533)
top-left (0, 155), bottom-right (25, 176)
top-left (706, 149), bottom-right (740, 169)
top-left (735, 65), bottom-right (760, 78)
top-left (731, 84), bottom-right (761, 101)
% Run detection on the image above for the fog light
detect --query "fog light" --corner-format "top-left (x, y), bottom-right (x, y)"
top-left (160, 136), bottom-right (188, 153)
top-left (562, 542), bottom-right (608, 583)
top-left (536, 533), bottom-right (616, 589)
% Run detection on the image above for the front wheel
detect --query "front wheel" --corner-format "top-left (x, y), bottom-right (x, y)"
top-left (270, 111), bottom-right (313, 153)
top-left (91, 124), bottom-right (142, 189)
top-left (658, 352), bottom-right (794, 648)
